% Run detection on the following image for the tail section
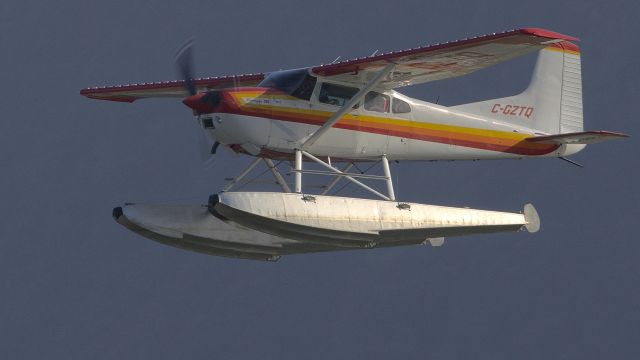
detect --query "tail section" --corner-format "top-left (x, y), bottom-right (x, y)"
top-left (525, 131), bottom-right (628, 145)
top-left (453, 41), bottom-right (583, 134)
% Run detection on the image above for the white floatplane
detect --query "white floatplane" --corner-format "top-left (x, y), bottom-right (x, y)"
top-left (83, 28), bottom-right (626, 261)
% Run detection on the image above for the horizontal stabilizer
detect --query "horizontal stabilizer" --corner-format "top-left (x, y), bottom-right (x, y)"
top-left (525, 131), bottom-right (628, 145)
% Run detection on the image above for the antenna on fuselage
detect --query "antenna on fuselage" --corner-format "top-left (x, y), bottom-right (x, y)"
top-left (330, 56), bottom-right (341, 64)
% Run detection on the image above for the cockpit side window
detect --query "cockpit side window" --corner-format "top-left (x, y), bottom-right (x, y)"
top-left (392, 97), bottom-right (412, 114)
top-left (364, 91), bottom-right (390, 113)
top-left (258, 68), bottom-right (317, 100)
top-left (290, 74), bottom-right (317, 100)
top-left (318, 83), bottom-right (359, 107)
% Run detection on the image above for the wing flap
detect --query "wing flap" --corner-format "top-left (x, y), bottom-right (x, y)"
top-left (312, 28), bottom-right (578, 89)
top-left (80, 73), bottom-right (265, 102)
top-left (525, 131), bottom-right (629, 145)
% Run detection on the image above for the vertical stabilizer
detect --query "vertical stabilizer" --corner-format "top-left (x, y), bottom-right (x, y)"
top-left (453, 42), bottom-right (583, 134)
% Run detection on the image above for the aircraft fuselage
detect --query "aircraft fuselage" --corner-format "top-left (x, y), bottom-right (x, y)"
top-left (200, 86), bottom-right (584, 161)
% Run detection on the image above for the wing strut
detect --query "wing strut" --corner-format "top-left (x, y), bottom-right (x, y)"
top-left (301, 62), bottom-right (396, 149)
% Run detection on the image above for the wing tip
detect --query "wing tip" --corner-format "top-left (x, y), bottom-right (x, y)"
top-left (520, 27), bottom-right (580, 42)
top-left (80, 88), bottom-right (137, 102)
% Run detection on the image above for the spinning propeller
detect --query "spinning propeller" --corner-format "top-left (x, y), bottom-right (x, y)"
top-left (175, 39), bottom-right (220, 165)
top-left (175, 38), bottom-right (197, 96)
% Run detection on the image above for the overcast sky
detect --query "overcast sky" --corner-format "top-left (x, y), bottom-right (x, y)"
top-left (1, 0), bottom-right (638, 359)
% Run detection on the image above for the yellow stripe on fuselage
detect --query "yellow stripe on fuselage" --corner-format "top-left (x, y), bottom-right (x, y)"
top-left (229, 91), bottom-right (532, 143)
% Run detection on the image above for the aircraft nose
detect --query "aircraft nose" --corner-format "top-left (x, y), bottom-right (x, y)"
top-left (182, 90), bottom-right (222, 114)
top-left (182, 93), bottom-right (204, 109)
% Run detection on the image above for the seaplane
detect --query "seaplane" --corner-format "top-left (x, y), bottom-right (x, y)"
top-left (82, 28), bottom-right (627, 261)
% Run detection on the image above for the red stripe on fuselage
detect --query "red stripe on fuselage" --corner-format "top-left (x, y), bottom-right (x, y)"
top-left (218, 97), bottom-right (558, 156)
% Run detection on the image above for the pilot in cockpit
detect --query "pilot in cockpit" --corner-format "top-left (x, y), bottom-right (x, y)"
top-left (365, 92), bottom-right (388, 113)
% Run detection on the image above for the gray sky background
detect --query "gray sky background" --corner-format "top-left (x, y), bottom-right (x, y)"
top-left (1, 0), bottom-right (638, 358)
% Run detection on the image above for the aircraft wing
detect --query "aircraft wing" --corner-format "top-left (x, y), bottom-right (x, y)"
top-left (80, 73), bottom-right (265, 102)
top-left (311, 28), bottom-right (578, 89)
top-left (81, 28), bottom-right (575, 102)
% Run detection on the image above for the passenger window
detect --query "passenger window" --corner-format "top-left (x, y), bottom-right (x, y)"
top-left (319, 83), bottom-right (359, 107)
top-left (392, 97), bottom-right (411, 114)
top-left (364, 91), bottom-right (390, 113)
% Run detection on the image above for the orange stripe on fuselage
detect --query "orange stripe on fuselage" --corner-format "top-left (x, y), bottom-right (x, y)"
top-left (226, 91), bottom-right (559, 156)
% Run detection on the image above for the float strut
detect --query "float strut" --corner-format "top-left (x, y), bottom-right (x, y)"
top-left (381, 155), bottom-right (395, 201)
top-left (294, 149), bottom-right (302, 193)
top-left (263, 158), bottom-right (291, 193)
top-left (222, 157), bottom-right (262, 192)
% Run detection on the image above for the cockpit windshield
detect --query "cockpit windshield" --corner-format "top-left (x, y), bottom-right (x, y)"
top-left (258, 68), bottom-right (317, 100)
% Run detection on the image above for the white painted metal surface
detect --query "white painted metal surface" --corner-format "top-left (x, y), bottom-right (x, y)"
top-left (213, 192), bottom-right (539, 244)
top-left (203, 44), bottom-right (598, 162)
top-left (118, 203), bottom-right (293, 247)
top-left (113, 196), bottom-right (538, 261)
